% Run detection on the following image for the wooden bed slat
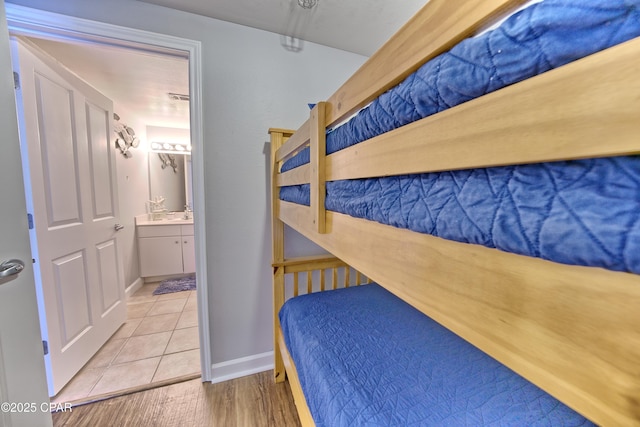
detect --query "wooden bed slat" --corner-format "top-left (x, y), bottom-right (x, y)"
top-left (274, 255), bottom-right (346, 273)
top-left (272, 254), bottom-right (339, 267)
top-left (279, 200), bottom-right (640, 427)
top-left (327, 36), bottom-right (640, 181)
top-left (277, 164), bottom-right (309, 187)
top-left (276, 120), bottom-right (310, 164)
top-left (293, 273), bottom-right (299, 298)
top-left (324, 0), bottom-right (530, 129)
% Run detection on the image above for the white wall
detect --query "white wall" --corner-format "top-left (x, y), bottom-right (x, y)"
top-left (5, 0), bottom-right (368, 376)
top-left (113, 105), bottom-right (149, 290)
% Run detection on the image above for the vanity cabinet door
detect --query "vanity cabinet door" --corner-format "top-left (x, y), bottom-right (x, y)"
top-left (182, 235), bottom-right (196, 274)
top-left (139, 236), bottom-right (184, 277)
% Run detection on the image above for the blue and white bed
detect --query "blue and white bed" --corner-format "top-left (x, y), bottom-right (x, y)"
top-left (269, 0), bottom-right (640, 425)
top-left (280, 284), bottom-right (596, 426)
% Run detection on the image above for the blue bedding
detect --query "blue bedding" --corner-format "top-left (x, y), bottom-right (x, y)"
top-left (280, 0), bottom-right (640, 275)
top-left (280, 284), bottom-right (595, 426)
top-left (281, 158), bottom-right (640, 274)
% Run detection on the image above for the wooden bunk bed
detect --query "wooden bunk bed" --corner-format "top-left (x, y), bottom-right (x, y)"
top-left (269, 1), bottom-right (640, 426)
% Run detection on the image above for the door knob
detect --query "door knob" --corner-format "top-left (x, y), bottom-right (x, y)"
top-left (0, 259), bottom-right (25, 278)
top-left (114, 224), bottom-right (124, 231)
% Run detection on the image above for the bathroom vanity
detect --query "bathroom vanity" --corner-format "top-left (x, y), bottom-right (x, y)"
top-left (136, 215), bottom-right (195, 277)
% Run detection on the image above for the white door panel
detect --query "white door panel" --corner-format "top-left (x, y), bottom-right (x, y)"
top-left (86, 101), bottom-right (116, 219)
top-left (12, 37), bottom-right (126, 396)
top-left (96, 239), bottom-right (121, 313)
top-left (52, 251), bottom-right (91, 345)
top-left (0, 5), bottom-right (52, 426)
top-left (35, 74), bottom-right (83, 226)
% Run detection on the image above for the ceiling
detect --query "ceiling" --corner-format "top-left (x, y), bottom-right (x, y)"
top-left (24, 0), bottom-right (427, 130)
top-left (27, 37), bottom-right (191, 129)
top-left (136, 0), bottom-right (428, 57)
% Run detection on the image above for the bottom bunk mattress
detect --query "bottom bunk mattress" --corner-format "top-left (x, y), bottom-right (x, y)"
top-left (279, 284), bottom-right (595, 426)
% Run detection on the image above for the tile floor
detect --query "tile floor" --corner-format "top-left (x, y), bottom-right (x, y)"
top-left (51, 282), bottom-right (200, 404)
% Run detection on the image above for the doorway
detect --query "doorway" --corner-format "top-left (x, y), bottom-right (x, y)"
top-left (5, 2), bottom-right (211, 402)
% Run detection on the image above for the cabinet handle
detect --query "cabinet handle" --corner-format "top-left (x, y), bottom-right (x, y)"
top-left (175, 240), bottom-right (180, 244)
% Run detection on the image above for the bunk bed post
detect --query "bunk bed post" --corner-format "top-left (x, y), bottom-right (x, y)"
top-left (310, 102), bottom-right (327, 234)
top-left (269, 128), bottom-right (292, 383)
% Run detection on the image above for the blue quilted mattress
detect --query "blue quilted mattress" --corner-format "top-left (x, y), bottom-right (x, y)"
top-left (280, 0), bottom-right (640, 275)
top-left (280, 284), bottom-right (596, 426)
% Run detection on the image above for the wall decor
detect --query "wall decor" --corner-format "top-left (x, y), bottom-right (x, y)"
top-left (158, 153), bottom-right (178, 173)
top-left (113, 113), bottom-right (139, 157)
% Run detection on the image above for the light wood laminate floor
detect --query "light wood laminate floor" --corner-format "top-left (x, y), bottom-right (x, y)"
top-left (52, 283), bottom-right (200, 404)
top-left (52, 371), bottom-right (302, 427)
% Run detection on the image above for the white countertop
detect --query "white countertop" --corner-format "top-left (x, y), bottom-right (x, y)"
top-left (135, 214), bottom-right (193, 226)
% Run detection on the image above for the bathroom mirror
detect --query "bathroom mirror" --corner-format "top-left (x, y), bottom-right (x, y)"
top-left (146, 125), bottom-right (192, 213)
top-left (148, 153), bottom-right (189, 212)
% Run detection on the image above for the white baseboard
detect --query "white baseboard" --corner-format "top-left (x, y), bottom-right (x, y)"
top-left (125, 277), bottom-right (144, 299)
top-left (210, 351), bottom-right (273, 384)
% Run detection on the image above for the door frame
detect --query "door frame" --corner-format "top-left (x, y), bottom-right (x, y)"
top-left (5, 3), bottom-right (212, 382)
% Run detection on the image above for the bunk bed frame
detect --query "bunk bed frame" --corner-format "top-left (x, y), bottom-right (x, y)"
top-left (270, 1), bottom-right (640, 426)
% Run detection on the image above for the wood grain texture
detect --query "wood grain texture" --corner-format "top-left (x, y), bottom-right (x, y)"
top-left (274, 1), bottom-right (530, 172)
top-left (277, 164), bottom-right (309, 187)
top-left (310, 103), bottom-right (327, 234)
top-left (327, 37), bottom-right (640, 181)
top-left (324, 0), bottom-right (530, 128)
top-left (275, 121), bottom-right (310, 163)
top-left (270, 129), bottom-right (287, 383)
top-left (278, 332), bottom-right (315, 427)
top-left (279, 200), bottom-right (640, 427)
top-left (52, 373), bottom-right (301, 427)
top-left (273, 254), bottom-right (345, 272)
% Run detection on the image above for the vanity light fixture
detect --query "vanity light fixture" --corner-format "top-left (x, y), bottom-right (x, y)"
top-left (150, 141), bottom-right (192, 154)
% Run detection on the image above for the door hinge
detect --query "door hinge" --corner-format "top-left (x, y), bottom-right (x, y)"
top-left (43, 340), bottom-right (49, 356)
top-left (27, 213), bottom-right (34, 230)
top-left (13, 72), bottom-right (20, 90)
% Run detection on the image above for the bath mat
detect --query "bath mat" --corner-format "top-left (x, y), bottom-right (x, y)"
top-left (153, 275), bottom-right (196, 295)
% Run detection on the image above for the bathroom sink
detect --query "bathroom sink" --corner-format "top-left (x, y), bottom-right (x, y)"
top-left (160, 217), bottom-right (193, 224)
top-left (135, 215), bottom-right (193, 226)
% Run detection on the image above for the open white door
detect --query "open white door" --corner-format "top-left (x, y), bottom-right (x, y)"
top-left (0, 6), bottom-right (52, 427)
top-left (11, 37), bottom-right (126, 396)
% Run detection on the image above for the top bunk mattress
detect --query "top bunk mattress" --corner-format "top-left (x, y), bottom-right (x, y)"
top-left (279, 0), bottom-right (640, 275)
top-left (281, 0), bottom-right (640, 171)
top-left (280, 284), bottom-right (596, 426)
